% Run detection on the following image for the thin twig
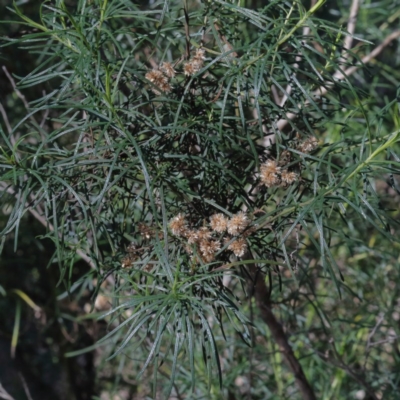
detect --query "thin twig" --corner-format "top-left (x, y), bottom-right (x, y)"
top-left (40, 90), bottom-right (49, 128)
top-left (275, 30), bottom-right (400, 132)
top-left (309, 345), bottom-right (379, 400)
top-left (2, 66), bottom-right (38, 128)
top-left (366, 313), bottom-right (385, 349)
top-left (0, 182), bottom-right (99, 273)
top-left (271, 85), bottom-right (281, 106)
top-left (280, 25), bottom-right (311, 107)
top-left (326, 341), bottom-right (379, 400)
top-left (214, 23), bottom-right (238, 58)
top-left (0, 102), bottom-right (13, 136)
top-left (341, 0), bottom-right (360, 62)
top-left (0, 384), bottom-right (14, 400)
top-left (337, 30), bottom-right (400, 82)
top-left (18, 373), bottom-right (33, 400)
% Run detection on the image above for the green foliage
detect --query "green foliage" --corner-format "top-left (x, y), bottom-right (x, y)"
top-left (1, 0), bottom-right (400, 399)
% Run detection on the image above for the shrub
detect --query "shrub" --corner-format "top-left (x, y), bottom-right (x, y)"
top-left (1, 0), bottom-right (400, 398)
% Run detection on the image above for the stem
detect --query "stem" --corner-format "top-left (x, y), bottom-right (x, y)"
top-left (277, 0), bottom-right (326, 47)
top-left (249, 264), bottom-right (317, 400)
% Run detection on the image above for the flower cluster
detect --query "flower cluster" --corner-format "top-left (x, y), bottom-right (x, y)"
top-left (259, 159), bottom-right (299, 188)
top-left (145, 47), bottom-right (207, 95)
top-left (121, 242), bottom-right (140, 268)
top-left (298, 136), bottom-right (319, 153)
top-left (145, 61), bottom-right (175, 95)
top-left (183, 48), bottom-right (206, 76)
top-left (259, 136), bottom-right (319, 189)
top-left (169, 211), bottom-right (253, 265)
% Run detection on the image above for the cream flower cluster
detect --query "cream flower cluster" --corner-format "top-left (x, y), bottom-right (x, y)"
top-left (145, 48), bottom-right (206, 95)
top-left (183, 48), bottom-right (206, 76)
top-left (169, 211), bottom-right (253, 264)
top-left (145, 62), bottom-right (176, 95)
top-left (259, 136), bottom-right (319, 188)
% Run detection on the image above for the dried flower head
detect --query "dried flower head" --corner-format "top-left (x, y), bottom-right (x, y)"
top-left (281, 170), bottom-right (299, 185)
top-left (160, 62), bottom-right (175, 78)
top-left (210, 213), bottom-right (228, 233)
top-left (185, 229), bottom-right (199, 244)
top-left (127, 242), bottom-right (137, 254)
top-left (183, 62), bottom-right (197, 76)
top-left (192, 48), bottom-right (205, 69)
top-left (145, 69), bottom-right (170, 94)
top-left (260, 160), bottom-right (281, 188)
top-left (169, 213), bottom-right (187, 236)
top-left (183, 49), bottom-right (205, 76)
top-left (121, 255), bottom-right (134, 268)
top-left (145, 69), bottom-right (165, 84)
top-left (201, 252), bottom-right (216, 264)
top-left (199, 239), bottom-right (221, 256)
top-left (278, 150), bottom-right (292, 166)
top-left (197, 227), bottom-right (212, 241)
top-left (227, 212), bottom-right (249, 236)
top-left (138, 223), bottom-right (153, 239)
top-left (185, 245), bottom-right (193, 255)
top-left (228, 237), bottom-right (247, 257)
top-left (158, 80), bottom-right (172, 93)
top-left (298, 136), bottom-right (318, 153)
top-left (143, 263), bottom-right (153, 272)
top-left (194, 48), bottom-right (205, 61)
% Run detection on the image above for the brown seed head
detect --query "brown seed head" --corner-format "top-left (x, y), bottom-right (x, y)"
top-left (185, 230), bottom-right (199, 244)
top-left (298, 136), bottom-right (318, 153)
top-left (158, 80), bottom-right (172, 93)
top-left (199, 239), bottom-right (221, 256)
top-left (121, 255), bottom-right (134, 268)
top-left (183, 62), bottom-right (198, 76)
top-left (138, 223), bottom-right (153, 239)
top-left (228, 237), bottom-right (247, 257)
top-left (169, 213), bottom-right (187, 236)
top-left (210, 213), bottom-right (228, 233)
top-left (185, 245), bottom-right (193, 254)
top-left (191, 49), bottom-right (205, 70)
top-left (127, 242), bottom-right (137, 253)
top-left (194, 48), bottom-right (205, 61)
top-left (227, 212), bottom-right (249, 236)
top-left (278, 150), bottom-right (292, 166)
top-left (281, 170), bottom-right (299, 185)
top-left (260, 160), bottom-right (281, 187)
top-left (145, 69), bottom-right (165, 83)
top-left (145, 69), bottom-right (169, 94)
top-left (160, 62), bottom-right (176, 78)
top-left (197, 227), bottom-right (212, 241)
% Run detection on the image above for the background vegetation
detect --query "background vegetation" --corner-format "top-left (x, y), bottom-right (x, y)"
top-left (1, 0), bottom-right (400, 399)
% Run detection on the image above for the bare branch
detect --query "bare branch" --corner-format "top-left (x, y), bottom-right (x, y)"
top-left (2, 66), bottom-right (32, 114)
top-left (0, 182), bottom-right (99, 273)
top-left (2, 66), bottom-right (40, 133)
top-left (0, 102), bottom-right (12, 136)
top-left (341, 0), bottom-right (360, 62)
top-left (0, 383), bottom-right (14, 400)
top-left (280, 25), bottom-right (311, 107)
top-left (275, 30), bottom-right (400, 133)
top-left (18, 374), bottom-right (33, 400)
